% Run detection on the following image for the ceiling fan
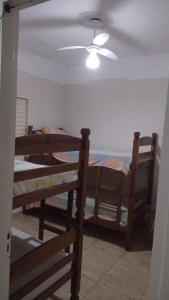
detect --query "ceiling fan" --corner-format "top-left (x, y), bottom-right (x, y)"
top-left (56, 31), bottom-right (118, 69)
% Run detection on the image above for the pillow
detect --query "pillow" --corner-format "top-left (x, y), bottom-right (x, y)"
top-left (49, 128), bottom-right (66, 135)
top-left (41, 126), bottom-right (50, 134)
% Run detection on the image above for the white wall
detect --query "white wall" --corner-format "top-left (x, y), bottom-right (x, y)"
top-left (18, 49), bottom-right (65, 84)
top-left (62, 78), bottom-right (168, 149)
top-left (17, 70), bottom-right (64, 130)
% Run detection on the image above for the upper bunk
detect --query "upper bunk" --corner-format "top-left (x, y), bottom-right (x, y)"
top-left (14, 130), bottom-right (90, 209)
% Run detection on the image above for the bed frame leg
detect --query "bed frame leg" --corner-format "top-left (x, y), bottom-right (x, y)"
top-left (65, 190), bottom-right (73, 253)
top-left (70, 291), bottom-right (79, 300)
top-left (70, 232), bottom-right (82, 300)
top-left (125, 234), bottom-right (132, 251)
top-left (125, 223), bottom-right (133, 251)
top-left (38, 199), bottom-right (45, 240)
top-left (70, 250), bottom-right (80, 300)
top-left (70, 295), bottom-right (79, 300)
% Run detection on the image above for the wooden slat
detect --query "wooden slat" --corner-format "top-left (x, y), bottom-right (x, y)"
top-left (134, 202), bottom-right (146, 217)
top-left (43, 224), bottom-right (65, 235)
top-left (34, 270), bottom-right (73, 300)
top-left (139, 136), bottom-right (153, 146)
top-left (10, 253), bottom-right (74, 300)
top-left (87, 217), bottom-right (127, 232)
top-left (98, 184), bottom-right (117, 192)
top-left (10, 229), bottom-right (76, 281)
top-left (15, 134), bottom-right (81, 155)
top-left (134, 188), bottom-right (149, 203)
top-left (137, 160), bottom-right (152, 168)
top-left (13, 181), bottom-right (80, 209)
top-left (14, 162), bottom-right (80, 182)
top-left (138, 151), bottom-right (153, 165)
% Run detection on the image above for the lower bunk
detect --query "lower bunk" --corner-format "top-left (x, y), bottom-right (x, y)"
top-left (10, 227), bottom-right (75, 300)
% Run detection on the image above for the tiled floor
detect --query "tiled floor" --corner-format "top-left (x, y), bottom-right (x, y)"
top-left (12, 212), bottom-right (151, 300)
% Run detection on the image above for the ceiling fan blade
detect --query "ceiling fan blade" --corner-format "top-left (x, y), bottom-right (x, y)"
top-left (56, 46), bottom-right (86, 51)
top-left (93, 33), bottom-right (110, 46)
top-left (97, 0), bottom-right (125, 13)
top-left (20, 18), bottom-right (77, 29)
top-left (99, 48), bottom-right (118, 60)
top-left (108, 27), bottom-right (146, 51)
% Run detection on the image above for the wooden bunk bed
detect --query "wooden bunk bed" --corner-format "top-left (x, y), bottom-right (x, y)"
top-left (11, 129), bottom-right (90, 300)
top-left (85, 132), bottom-right (157, 250)
top-left (25, 127), bottom-right (157, 250)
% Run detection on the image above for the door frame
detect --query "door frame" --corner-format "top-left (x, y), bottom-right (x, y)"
top-left (0, 1), bottom-right (169, 299)
top-left (0, 1), bottom-right (50, 298)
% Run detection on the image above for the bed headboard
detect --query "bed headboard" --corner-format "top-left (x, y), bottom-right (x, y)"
top-left (131, 132), bottom-right (158, 168)
top-left (27, 126), bottom-right (65, 135)
top-left (27, 126), bottom-right (43, 135)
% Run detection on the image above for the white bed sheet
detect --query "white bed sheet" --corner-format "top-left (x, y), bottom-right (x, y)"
top-left (14, 160), bottom-right (77, 197)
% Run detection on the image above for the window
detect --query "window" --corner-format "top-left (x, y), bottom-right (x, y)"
top-left (15, 97), bottom-right (28, 137)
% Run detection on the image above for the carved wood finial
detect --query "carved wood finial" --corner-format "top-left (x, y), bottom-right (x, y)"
top-left (152, 132), bottom-right (158, 140)
top-left (134, 132), bottom-right (140, 139)
top-left (81, 128), bottom-right (90, 139)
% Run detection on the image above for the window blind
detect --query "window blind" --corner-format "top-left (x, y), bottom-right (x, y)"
top-left (15, 97), bottom-right (28, 137)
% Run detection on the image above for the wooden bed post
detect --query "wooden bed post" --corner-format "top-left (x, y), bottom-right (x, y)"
top-left (38, 199), bottom-right (46, 240)
top-left (148, 133), bottom-right (158, 205)
top-left (126, 132), bottom-right (140, 251)
top-left (71, 129), bottom-right (90, 300)
top-left (145, 133), bottom-right (158, 232)
top-left (27, 126), bottom-right (33, 135)
top-left (65, 190), bottom-right (74, 253)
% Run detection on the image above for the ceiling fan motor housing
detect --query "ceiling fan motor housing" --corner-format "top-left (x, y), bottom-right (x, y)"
top-left (88, 17), bottom-right (102, 29)
top-left (78, 11), bottom-right (111, 29)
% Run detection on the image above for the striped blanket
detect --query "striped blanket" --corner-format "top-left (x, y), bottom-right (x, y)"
top-left (52, 149), bottom-right (132, 175)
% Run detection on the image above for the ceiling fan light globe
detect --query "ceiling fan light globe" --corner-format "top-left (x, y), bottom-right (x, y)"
top-left (93, 33), bottom-right (110, 46)
top-left (86, 53), bottom-right (100, 69)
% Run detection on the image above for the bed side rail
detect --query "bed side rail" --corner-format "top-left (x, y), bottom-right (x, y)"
top-left (14, 162), bottom-right (80, 182)
top-left (10, 255), bottom-right (73, 300)
top-left (10, 229), bottom-right (76, 282)
top-left (15, 134), bottom-right (82, 155)
top-left (13, 181), bottom-right (80, 209)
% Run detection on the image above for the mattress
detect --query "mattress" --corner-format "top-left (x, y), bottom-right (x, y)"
top-left (14, 160), bottom-right (77, 197)
top-left (10, 227), bottom-right (71, 300)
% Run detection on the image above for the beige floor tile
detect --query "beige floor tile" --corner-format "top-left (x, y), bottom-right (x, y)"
top-left (82, 241), bottom-right (122, 280)
top-left (12, 211), bottom-right (38, 225)
top-left (83, 235), bottom-right (96, 250)
top-left (12, 221), bottom-right (37, 237)
top-left (141, 288), bottom-right (149, 300)
top-left (56, 274), bottom-right (96, 300)
top-left (121, 251), bottom-right (152, 272)
top-left (93, 238), bottom-right (125, 261)
top-left (83, 284), bottom-right (135, 300)
top-left (100, 259), bottom-right (149, 300)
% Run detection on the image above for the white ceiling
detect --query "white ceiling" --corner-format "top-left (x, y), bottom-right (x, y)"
top-left (19, 0), bottom-right (169, 68)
